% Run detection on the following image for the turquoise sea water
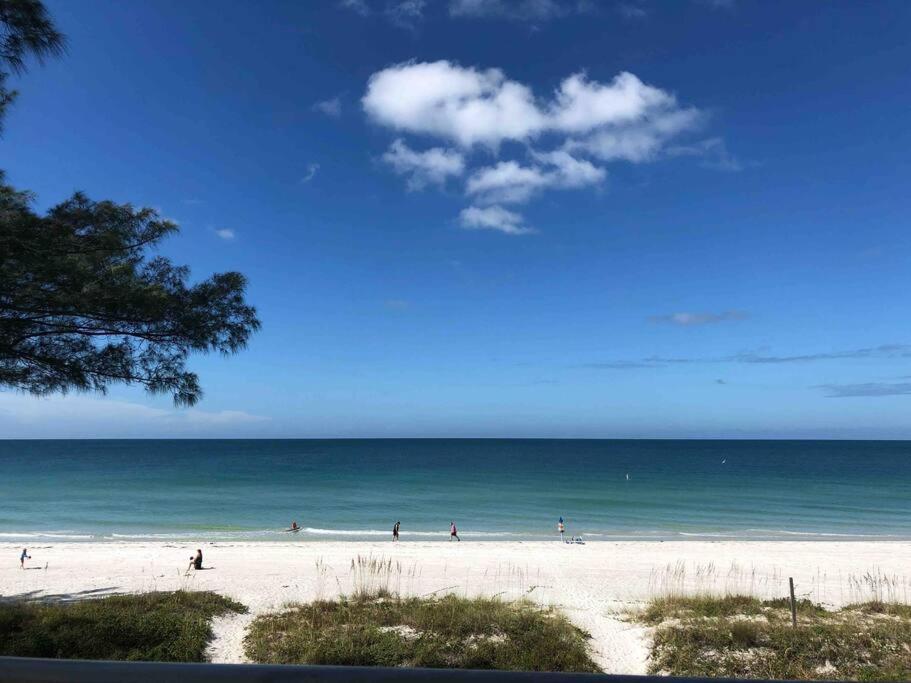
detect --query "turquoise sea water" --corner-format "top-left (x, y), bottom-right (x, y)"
top-left (0, 439), bottom-right (908, 542)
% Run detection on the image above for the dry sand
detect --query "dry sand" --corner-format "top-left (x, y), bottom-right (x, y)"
top-left (3, 541), bottom-right (910, 673)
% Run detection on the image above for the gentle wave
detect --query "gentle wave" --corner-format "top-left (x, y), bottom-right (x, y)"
top-left (0, 531), bottom-right (95, 540)
top-left (741, 528), bottom-right (904, 539)
top-left (301, 527), bottom-right (518, 538)
top-left (1, 528), bottom-right (906, 542)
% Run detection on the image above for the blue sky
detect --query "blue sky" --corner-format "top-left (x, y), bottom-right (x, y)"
top-left (2, 0), bottom-right (911, 438)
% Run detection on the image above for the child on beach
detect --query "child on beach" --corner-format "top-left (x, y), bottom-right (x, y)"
top-left (392, 520), bottom-right (400, 542)
top-left (20, 548), bottom-right (30, 569)
top-left (450, 521), bottom-right (460, 542)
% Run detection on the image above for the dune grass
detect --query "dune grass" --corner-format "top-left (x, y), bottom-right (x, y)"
top-left (0, 591), bottom-right (246, 662)
top-left (634, 595), bottom-right (911, 680)
top-left (245, 591), bottom-right (600, 672)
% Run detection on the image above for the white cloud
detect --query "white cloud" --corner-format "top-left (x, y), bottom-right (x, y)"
top-left (534, 149), bottom-right (606, 188)
top-left (363, 61), bottom-right (702, 151)
top-left (617, 2), bottom-right (648, 19)
top-left (364, 60), bottom-right (722, 235)
top-left (386, 0), bottom-right (426, 29)
top-left (459, 205), bottom-right (533, 235)
top-left (215, 228), bottom-right (235, 240)
top-left (562, 101), bottom-right (705, 163)
top-left (363, 61), bottom-right (545, 148)
top-left (0, 393), bottom-right (269, 438)
top-left (467, 161), bottom-right (549, 204)
top-left (467, 151), bottom-right (605, 204)
top-left (312, 96), bottom-right (342, 117)
top-left (301, 163), bottom-right (320, 183)
top-left (449, 0), bottom-right (574, 21)
top-left (549, 72), bottom-right (675, 133)
top-left (339, 0), bottom-right (370, 16)
top-left (667, 136), bottom-right (744, 172)
top-left (649, 310), bottom-right (748, 326)
top-left (382, 139), bottom-right (465, 190)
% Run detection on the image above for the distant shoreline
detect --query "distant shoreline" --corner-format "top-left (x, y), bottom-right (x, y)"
top-left (3, 536), bottom-right (910, 545)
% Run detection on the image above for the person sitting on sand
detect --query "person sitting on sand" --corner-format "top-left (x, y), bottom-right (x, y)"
top-left (187, 548), bottom-right (203, 572)
top-left (392, 520), bottom-right (400, 542)
top-left (20, 548), bottom-right (30, 569)
top-left (450, 521), bottom-right (460, 542)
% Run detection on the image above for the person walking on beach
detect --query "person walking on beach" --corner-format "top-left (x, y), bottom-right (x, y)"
top-left (186, 548), bottom-right (203, 573)
top-left (20, 548), bottom-right (30, 569)
top-left (392, 520), bottom-right (400, 542)
top-left (450, 521), bottom-right (460, 542)
top-left (558, 517), bottom-right (565, 542)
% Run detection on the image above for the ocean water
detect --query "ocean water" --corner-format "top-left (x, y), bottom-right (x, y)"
top-left (0, 439), bottom-right (909, 542)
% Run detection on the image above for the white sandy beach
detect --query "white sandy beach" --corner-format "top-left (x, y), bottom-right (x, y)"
top-left (2, 541), bottom-right (910, 673)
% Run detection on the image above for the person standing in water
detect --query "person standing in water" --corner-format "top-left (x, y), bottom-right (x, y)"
top-left (450, 521), bottom-right (460, 542)
top-left (20, 548), bottom-right (30, 569)
top-left (392, 520), bottom-right (400, 542)
top-left (557, 517), bottom-right (565, 542)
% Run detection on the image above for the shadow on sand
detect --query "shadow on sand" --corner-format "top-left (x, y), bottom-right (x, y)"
top-left (0, 586), bottom-right (123, 605)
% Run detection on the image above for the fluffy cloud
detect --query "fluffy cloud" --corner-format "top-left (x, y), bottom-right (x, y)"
top-left (549, 72), bottom-right (676, 133)
top-left (364, 62), bottom-right (700, 151)
top-left (566, 107), bottom-right (705, 162)
top-left (667, 136), bottom-right (744, 171)
top-left (459, 205), bottom-right (533, 235)
top-left (301, 162), bottom-right (320, 183)
top-left (364, 60), bottom-right (717, 235)
top-left (364, 61), bottom-right (544, 148)
top-left (649, 310), bottom-right (747, 326)
top-left (312, 96), bottom-right (342, 117)
top-left (215, 228), bottom-right (235, 240)
top-left (382, 139), bottom-right (465, 190)
top-left (467, 151), bottom-right (605, 204)
top-left (386, 0), bottom-right (426, 29)
top-left (449, 0), bottom-right (575, 21)
top-left (339, 0), bottom-right (370, 16)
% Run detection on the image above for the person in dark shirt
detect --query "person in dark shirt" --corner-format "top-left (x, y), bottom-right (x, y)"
top-left (187, 548), bottom-right (203, 572)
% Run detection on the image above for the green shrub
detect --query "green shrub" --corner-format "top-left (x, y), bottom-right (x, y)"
top-left (636, 594), bottom-right (911, 680)
top-left (0, 591), bottom-right (246, 662)
top-left (246, 593), bottom-right (600, 672)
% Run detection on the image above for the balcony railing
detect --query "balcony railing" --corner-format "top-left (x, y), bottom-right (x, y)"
top-left (0, 657), bottom-right (813, 683)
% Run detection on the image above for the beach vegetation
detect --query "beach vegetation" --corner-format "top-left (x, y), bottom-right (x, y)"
top-left (0, 590), bottom-right (246, 661)
top-left (245, 592), bottom-right (600, 672)
top-left (634, 594), bottom-right (911, 680)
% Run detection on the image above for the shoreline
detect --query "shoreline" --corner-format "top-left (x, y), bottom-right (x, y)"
top-left (3, 531), bottom-right (908, 543)
top-left (3, 540), bottom-right (910, 672)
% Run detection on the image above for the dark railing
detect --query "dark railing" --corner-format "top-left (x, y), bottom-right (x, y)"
top-left (0, 658), bottom-right (803, 683)
top-left (1, 658), bottom-right (615, 682)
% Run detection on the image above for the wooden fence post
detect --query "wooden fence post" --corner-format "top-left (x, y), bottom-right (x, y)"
top-left (789, 577), bottom-right (797, 627)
